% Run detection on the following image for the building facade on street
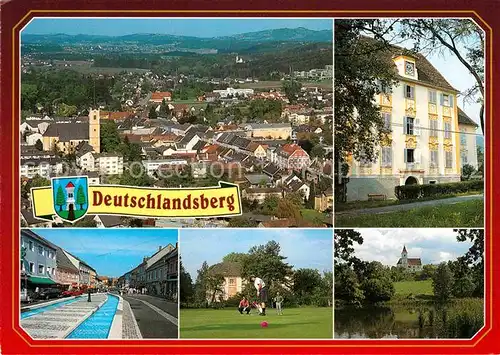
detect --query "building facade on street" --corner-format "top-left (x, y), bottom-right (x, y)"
top-left (146, 244), bottom-right (178, 300)
top-left (55, 246), bottom-right (79, 289)
top-left (347, 44), bottom-right (463, 201)
top-left (21, 230), bottom-right (58, 290)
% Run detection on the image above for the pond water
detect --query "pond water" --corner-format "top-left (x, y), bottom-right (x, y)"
top-left (334, 302), bottom-right (483, 339)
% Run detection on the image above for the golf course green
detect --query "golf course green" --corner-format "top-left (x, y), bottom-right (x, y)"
top-left (180, 307), bottom-right (333, 339)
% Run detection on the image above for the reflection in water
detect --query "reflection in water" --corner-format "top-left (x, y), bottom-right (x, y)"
top-left (334, 302), bottom-right (483, 339)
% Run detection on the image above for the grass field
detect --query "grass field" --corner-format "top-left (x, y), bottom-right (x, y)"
top-left (394, 280), bottom-right (433, 297)
top-left (180, 307), bottom-right (332, 339)
top-left (335, 199), bottom-right (483, 227)
top-left (334, 192), bottom-right (483, 212)
top-left (300, 209), bottom-right (329, 223)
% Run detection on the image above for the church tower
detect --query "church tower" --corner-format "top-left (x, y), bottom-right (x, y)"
top-left (401, 245), bottom-right (408, 268)
top-left (88, 108), bottom-right (100, 153)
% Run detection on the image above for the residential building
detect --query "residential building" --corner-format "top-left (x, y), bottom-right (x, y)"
top-left (213, 87), bottom-right (254, 98)
top-left (276, 144), bottom-right (311, 171)
top-left (25, 132), bottom-right (43, 146)
top-left (94, 153), bottom-right (124, 175)
top-left (346, 41), bottom-right (462, 201)
top-left (145, 243), bottom-right (178, 299)
top-left (457, 108), bottom-right (479, 170)
top-left (55, 246), bottom-right (79, 289)
top-left (20, 230), bottom-right (58, 290)
top-left (242, 187), bottom-right (283, 203)
top-left (20, 157), bottom-right (63, 178)
top-left (396, 246), bottom-right (423, 272)
top-left (314, 188), bottom-right (333, 212)
top-left (143, 158), bottom-right (189, 176)
top-left (94, 215), bottom-right (124, 228)
top-left (150, 91), bottom-right (172, 103)
top-left (243, 123), bottom-right (292, 140)
top-left (207, 262), bottom-right (243, 302)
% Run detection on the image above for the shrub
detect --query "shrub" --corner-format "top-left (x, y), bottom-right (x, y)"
top-left (395, 180), bottom-right (483, 200)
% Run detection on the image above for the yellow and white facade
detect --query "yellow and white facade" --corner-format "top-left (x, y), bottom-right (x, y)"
top-left (347, 54), bottom-right (461, 201)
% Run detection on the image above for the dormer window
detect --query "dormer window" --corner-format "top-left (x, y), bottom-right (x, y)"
top-left (405, 61), bottom-right (415, 76)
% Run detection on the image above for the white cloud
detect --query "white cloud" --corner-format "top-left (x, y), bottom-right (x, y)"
top-left (343, 228), bottom-right (473, 267)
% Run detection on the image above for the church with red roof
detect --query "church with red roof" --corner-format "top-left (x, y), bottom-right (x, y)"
top-left (396, 245), bottom-right (423, 272)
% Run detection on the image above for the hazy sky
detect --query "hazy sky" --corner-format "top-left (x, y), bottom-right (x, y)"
top-left (339, 229), bottom-right (474, 266)
top-left (181, 229), bottom-right (333, 279)
top-left (21, 18), bottom-right (333, 37)
top-left (31, 228), bottom-right (178, 277)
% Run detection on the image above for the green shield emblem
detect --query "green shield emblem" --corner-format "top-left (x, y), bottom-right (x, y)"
top-left (52, 176), bottom-right (89, 223)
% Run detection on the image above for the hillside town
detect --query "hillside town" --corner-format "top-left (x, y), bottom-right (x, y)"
top-left (21, 81), bottom-right (333, 228)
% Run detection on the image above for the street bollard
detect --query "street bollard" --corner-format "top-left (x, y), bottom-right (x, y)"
top-left (87, 289), bottom-right (91, 302)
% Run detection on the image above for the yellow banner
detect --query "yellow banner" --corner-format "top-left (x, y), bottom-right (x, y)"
top-left (31, 182), bottom-right (242, 220)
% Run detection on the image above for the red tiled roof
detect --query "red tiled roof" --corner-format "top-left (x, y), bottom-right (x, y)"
top-left (65, 181), bottom-right (75, 188)
top-left (151, 92), bottom-right (172, 101)
top-left (202, 144), bottom-right (220, 154)
top-left (281, 144), bottom-right (302, 155)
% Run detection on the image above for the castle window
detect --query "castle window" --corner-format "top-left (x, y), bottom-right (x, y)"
top-left (428, 90), bottom-right (437, 104)
top-left (444, 122), bottom-right (452, 139)
top-left (381, 146), bottom-right (392, 167)
top-left (429, 120), bottom-right (438, 137)
top-left (445, 151), bottom-right (453, 168)
top-left (404, 85), bottom-right (415, 99)
top-left (441, 94), bottom-right (454, 107)
top-left (405, 117), bottom-right (415, 135)
top-left (404, 148), bottom-right (415, 163)
top-left (430, 150), bottom-right (438, 167)
top-left (382, 112), bottom-right (392, 130)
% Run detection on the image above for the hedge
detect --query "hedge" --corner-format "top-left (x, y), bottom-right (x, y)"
top-left (395, 180), bottom-right (484, 200)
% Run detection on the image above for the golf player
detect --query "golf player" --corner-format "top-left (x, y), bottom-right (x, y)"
top-left (250, 276), bottom-right (267, 316)
top-left (238, 296), bottom-right (251, 314)
top-left (274, 292), bottom-right (284, 315)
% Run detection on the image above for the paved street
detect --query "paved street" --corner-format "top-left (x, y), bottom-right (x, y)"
top-left (21, 294), bottom-right (107, 339)
top-left (122, 295), bottom-right (178, 339)
top-left (336, 194), bottom-right (484, 217)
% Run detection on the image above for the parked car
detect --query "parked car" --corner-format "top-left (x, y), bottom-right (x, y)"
top-left (36, 288), bottom-right (61, 300)
top-left (61, 289), bottom-right (83, 297)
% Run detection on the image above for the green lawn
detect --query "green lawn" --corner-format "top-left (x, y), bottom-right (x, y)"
top-left (335, 199), bottom-right (483, 227)
top-left (394, 280), bottom-right (433, 297)
top-left (180, 307), bottom-right (332, 339)
top-left (335, 191), bottom-right (483, 212)
top-left (300, 209), bottom-right (328, 223)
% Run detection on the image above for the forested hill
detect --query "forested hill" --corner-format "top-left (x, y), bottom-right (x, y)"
top-left (22, 27), bottom-right (333, 49)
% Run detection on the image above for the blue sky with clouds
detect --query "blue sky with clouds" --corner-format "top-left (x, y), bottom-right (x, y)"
top-left (344, 229), bottom-right (474, 266)
top-left (31, 228), bottom-right (178, 278)
top-left (180, 229), bottom-right (333, 279)
top-left (21, 18), bottom-right (333, 37)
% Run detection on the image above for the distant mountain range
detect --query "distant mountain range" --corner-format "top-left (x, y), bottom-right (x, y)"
top-left (21, 27), bottom-right (333, 48)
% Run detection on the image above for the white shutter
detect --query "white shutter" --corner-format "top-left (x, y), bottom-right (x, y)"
top-left (440, 93), bottom-right (444, 106)
top-left (404, 84), bottom-right (408, 98)
top-left (404, 148), bottom-right (408, 163)
top-left (415, 119), bottom-right (421, 136)
top-left (450, 95), bottom-right (454, 107)
top-left (388, 147), bottom-right (392, 165)
top-left (414, 149), bottom-right (421, 164)
top-left (404, 116), bottom-right (408, 134)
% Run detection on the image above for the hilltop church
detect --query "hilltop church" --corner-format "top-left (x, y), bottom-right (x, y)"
top-left (396, 245), bottom-right (423, 272)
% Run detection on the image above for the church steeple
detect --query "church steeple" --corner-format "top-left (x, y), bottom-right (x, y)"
top-left (401, 245), bottom-right (408, 262)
